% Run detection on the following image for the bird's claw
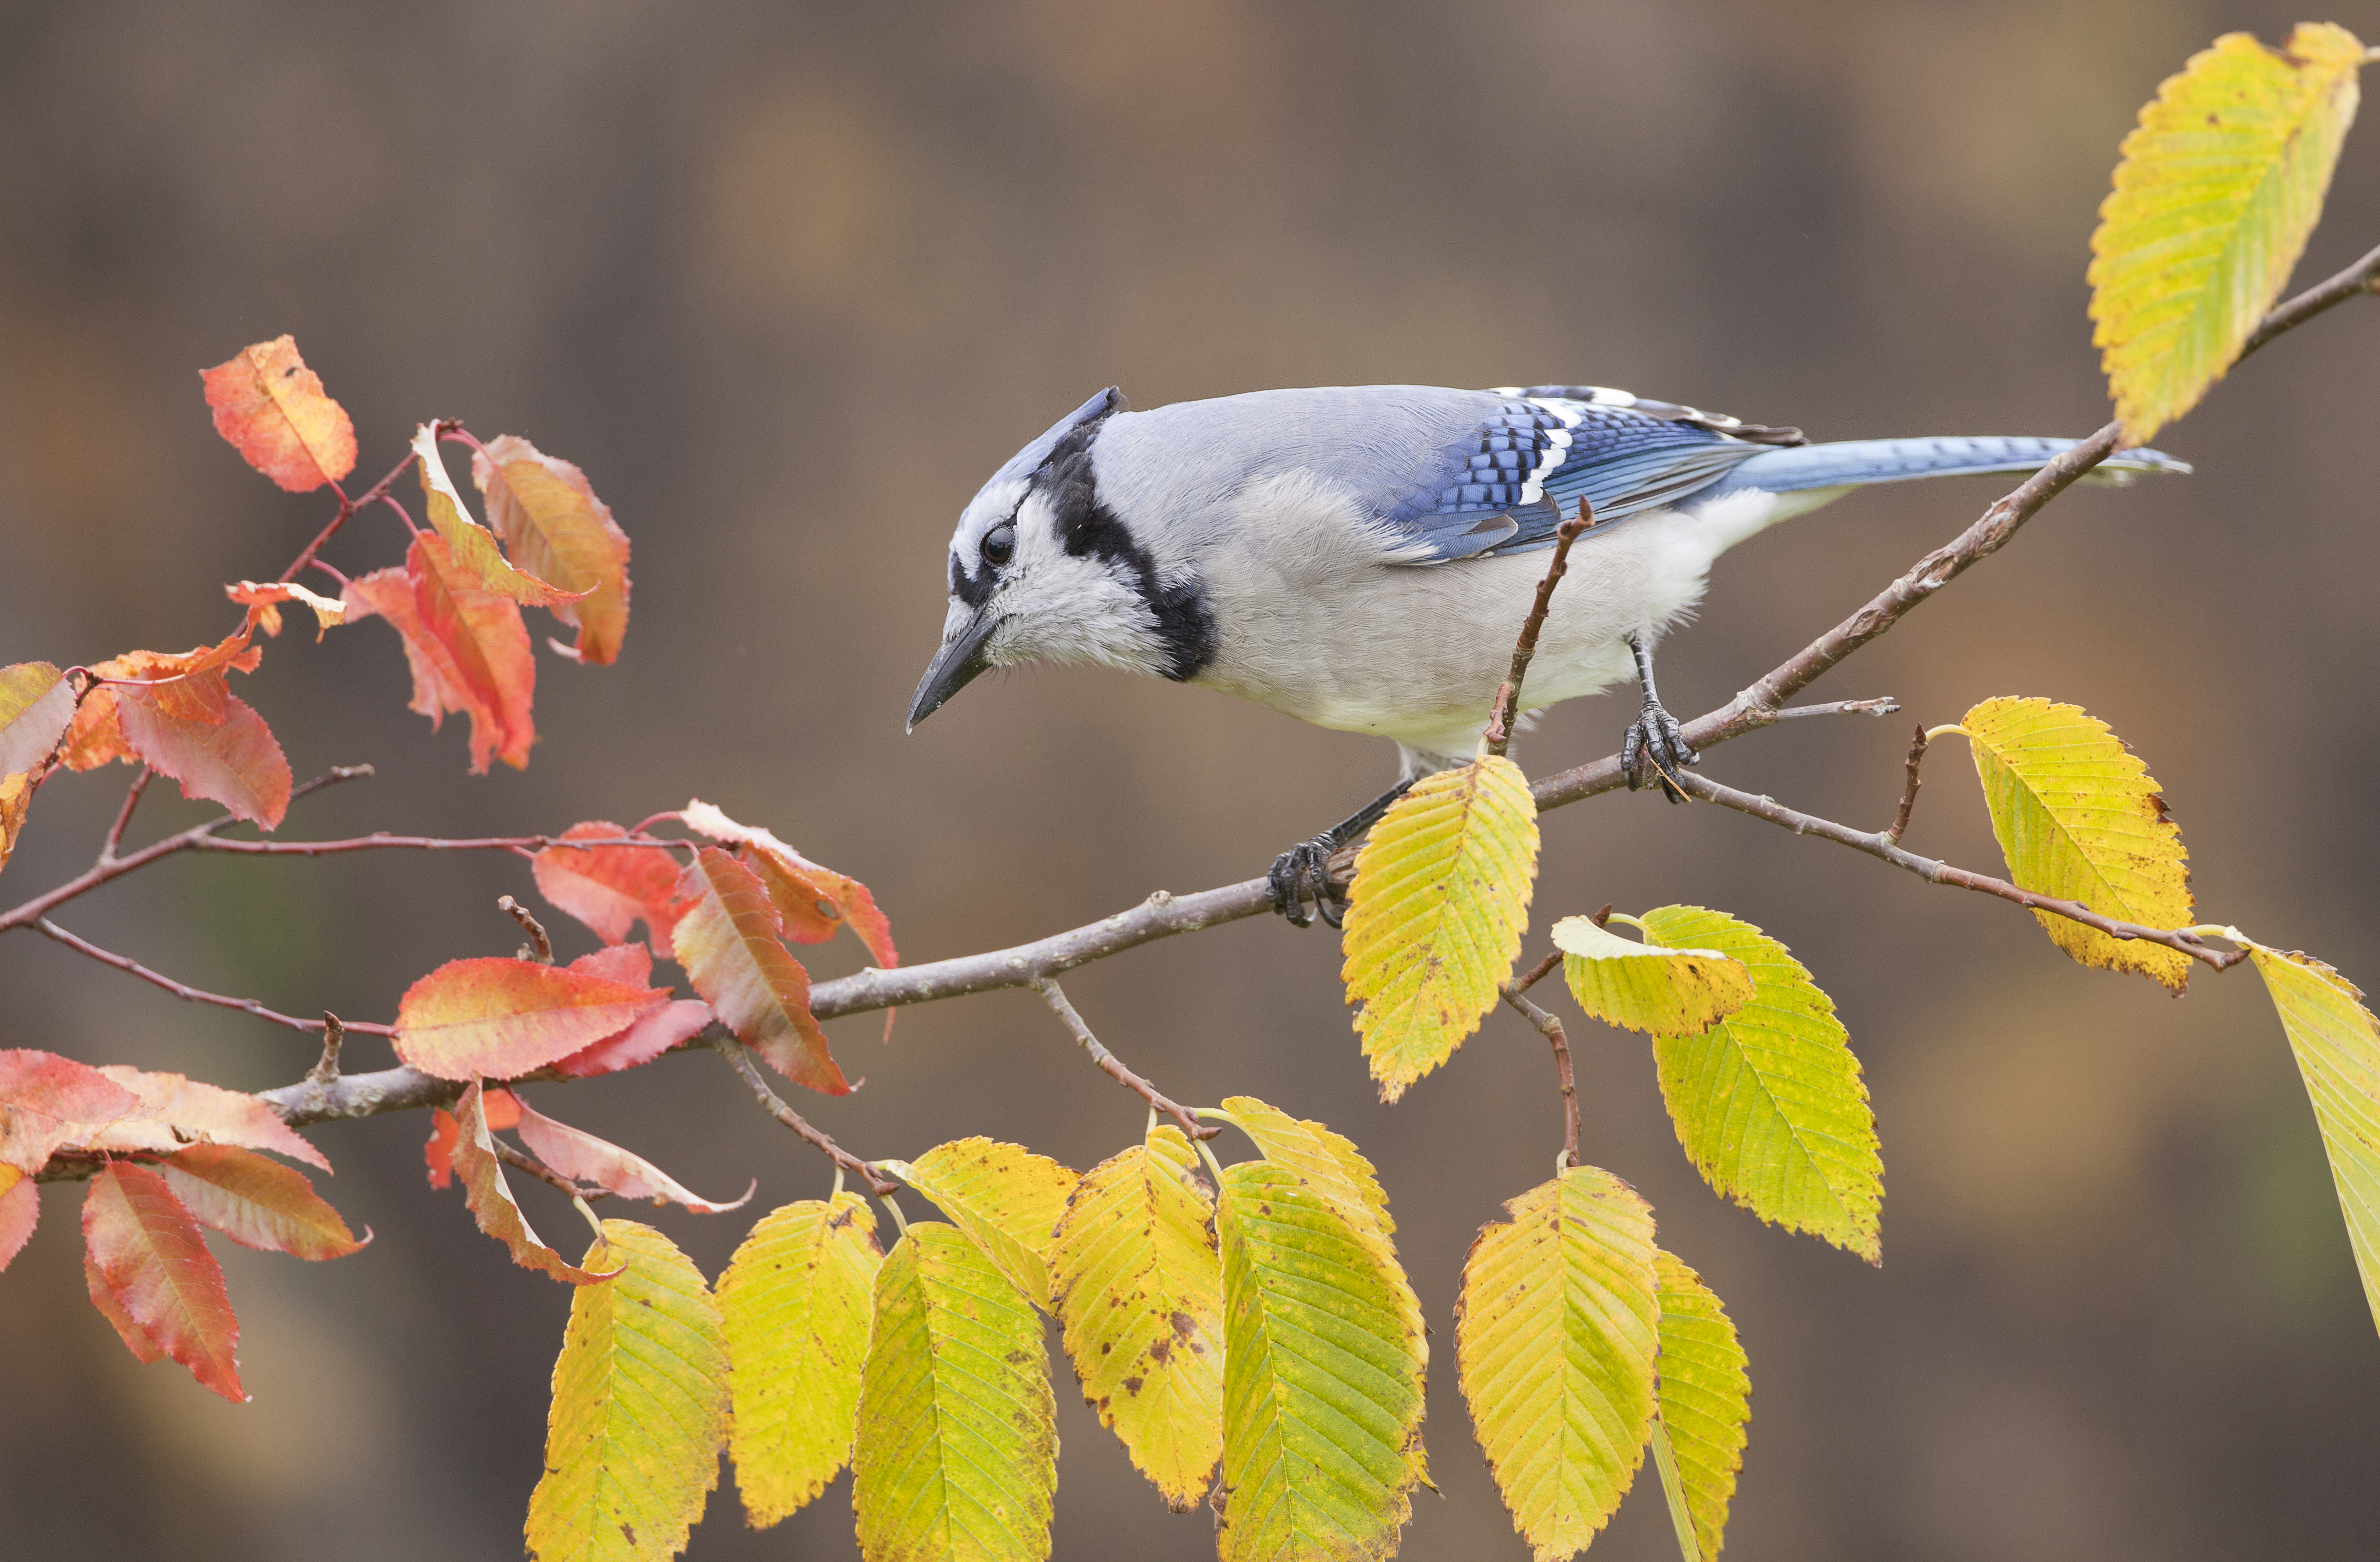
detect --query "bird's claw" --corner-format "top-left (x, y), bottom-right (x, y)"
top-left (1622, 700), bottom-right (1697, 804)
top-left (1268, 836), bottom-right (1345, 929)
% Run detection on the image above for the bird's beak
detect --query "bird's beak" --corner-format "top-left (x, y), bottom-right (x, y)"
top-left (906, 605), bottom-right (999, 731)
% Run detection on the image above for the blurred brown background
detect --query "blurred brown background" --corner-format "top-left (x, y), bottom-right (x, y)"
top-left (2, 1), bottom-right (2376, 1557)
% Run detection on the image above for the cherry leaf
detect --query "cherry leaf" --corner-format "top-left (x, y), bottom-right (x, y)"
top-left (395, 956), bottom-right (668, 1080)
top-left (472, 434), bottom-right (633, 665)
top-left (412, 426), bottom-right (580, 607)
top-left (452, 1082), bottom-right (620, 1285)
top-left (0, 662), bottom-right (75, 777)
top-left (113, 671), bottom-right (292, 829)
top-left (0, 1168), bottom-right (37, 1273)
top-left (550, 1000), bottom-right (715, 1080)
top-left (88, 1065), bottom-right (331, 1171)
top-left (225, 579), bottom-right (347, 639)
top-left (199, 335), bottom-right (356, 493)
top-left (683, 800), bottom-right (898, 970)
top-left (672, 847), bottom-right (848, 1094)
top-left (514, 1099), bottom-right (754, 1213)
top-left (425, 1108), bottom-right (461, 1189)
top-left (82, 1162), bottom-right (246, 1399)
top-left (532, 822), bottom-right (687, 947)
top-left (160, 1144), bottom-right (367, 1259)
top-left (0, 1049), bottom-right (144, 1172)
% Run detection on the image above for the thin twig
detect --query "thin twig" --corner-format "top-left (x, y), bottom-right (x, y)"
top-left (1500, 980), bottom-right (1580, 1169)
top-left (498, 896), bottom-right (554, 963)
top-left (1484, 505), bottom-right (1595, 757)
top-left (1772, 697), bottom-right (1901, 721)
top-left (278, 448), bottom-right (422, 584)
top-left (2239, 238), bottom-right (2380, 359)
top-left (32, 919), bottom-right (400, 1032)
top-left (1669, 771), bottom-right (2246, 971)
top-left (186, 830), bottom-right (685, 859)
top-left (1510, 951), bottom-right (1562, 996)
top-left (99, 769), bottom-right (153, 864)
top-left (494, 1139), bottom-right (605, 1202)
top-left (1032, 977), bottom-right (1218, 1140)
top-left (1884, 725), bottom-right (1929, 846)
top-left (307, 1014), bottom-right (345, 1085)
top-left (712, 1038), bottom-right (898, 1195)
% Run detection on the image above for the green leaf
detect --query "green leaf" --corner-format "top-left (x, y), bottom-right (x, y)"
top-left (1637, 906), bottom-right (1882, 1262)
top-left (1341, 755), bottom-right (1539, 1101)
top-left (1555, 915), bottom-right (1755, 1036)
top-left (1654, 1251), bottom-right (1749, 1561)
top-left (1455, 1166), bottom-right (1658, 1560)
top-left (526, 1220), bottom-right (729, 1562)
top-left (2088, 24), bottom-right (2366, 443)
top-left (852, 1222), bottom-right (1058, 1562)
top-left (1051, 1125), bottom-right (1225, 1511)
top-left (879, 1138), bottom-right (1078, 1311)
top-left (1957, 697), bottom-right (2195, 991)
top-left (717, 1192), bottom-right (883, 1526)
top-left (1215, 1161), bottom-right (1426, 1562)
top-left (2240, 939), bottom-right (2380, 1335)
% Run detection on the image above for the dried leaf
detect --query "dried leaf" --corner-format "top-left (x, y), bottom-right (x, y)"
top-left (88, 1065), bottom-right (331, 1171)
top-left (682, 800), bottom-right (899, 970)
top-left (200, 335), bottom-right (356, 492)
top-left (394, 956), bottom-right (667, 1081)
top-left (452, 1082), bottom-right (619, 1285)
top-left (407, 532), bottom-right (538, 771)
top-left (113, 670), bottom-right (292, 829)
top-left (1555, 914), bottom-right (1757, 1036)
top-left (0, 662), bottom-right (75, 776)
top-left (161, 1144), bottom-right (366, 1259)
top-left (225, 579), bottom-right (347, 638)
top-left (82, 1162), bottom-right (246, 1399)
top-left (0, 1049), bottom-right (145, 1172)
top-left (412, 426), bottom-right (579, 607)
top-left (59, 626), bottom-right (264, 774)
top-left (513, 1098), bottom-right (753, 1212)
top-left (532, 822), bottom-right (688, 948)
top-left (672, 847), bottom-right (848, 1094)
top-left (473, 434), bottom-right (633, 665)
top-left (0, 1167), bottom-right (37, 1273)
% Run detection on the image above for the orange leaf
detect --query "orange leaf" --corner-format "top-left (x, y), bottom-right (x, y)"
top-left (225, 579), bottom-right (347, 639)
top-left (513, 1099), bottom-right (754, 1213)
top-left (481, 1086), bottom-right (522, 1131)
top-left (89, 1065), bottom-right (331, 1171)
top-left (0, 661), bottom-right (75, 776)
top-left (412, 426), bottom-right (580, 607)
top-left (551, 999), bottom-right (714, 1080)
top-left (85, 1252), bottom-right (165, 1363)
top-left (681, 801), bottom-right (899, 971)
top-left (394, 956), bottom-right (669, 1081)
top-left (452, 1081), bottom-right (620, 1286)
top-left (0, 1049), bottom-right (144, 1173)
top-left (672, 847), bottom-right (848, 1094)
top-left (473, 434), bottom-right (633, 665)
top-left (0, 771), bottom-right (27, 879)
top-left (425, 1108), bottom-right (461, 1189)
top-left (568, 943), bottom-right (652, 986)
top-left (58, 625), bottom-right (265, 774)
top-left (114, 671), bottom-right (292, 829)
top-left (0, 1167), bottom-right (36, 1273)
top-left (82, 1162), bottom-right (246, 1400)
top-left (160, 1144), bottom-right (367, 1259)
top-left (200, 335), bottom-right (356, 493)
top-left (532, 822), bottom-right (688, 946)
top-left (342, 537), bottom-right (537, 773)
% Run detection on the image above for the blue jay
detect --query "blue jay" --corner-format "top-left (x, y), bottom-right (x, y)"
top-left (907, 385), bottom-right (2185, 926)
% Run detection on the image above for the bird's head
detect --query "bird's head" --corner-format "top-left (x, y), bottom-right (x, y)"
top-left (908, 386), bottom-right (1208, 730)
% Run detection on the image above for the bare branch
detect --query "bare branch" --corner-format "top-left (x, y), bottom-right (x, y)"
top-left (1484, 505), bottom-right (1594, 757)
top-left (1772, 697), bottom-right (1900, 721)
top-left (2239, 238), bottom-right (2380, 359)
top-left (498, 895), bottom-right (554, 964)
top-left (1669, 770), bottom-right (2246, 971)
top-left (1500, 975), bottom-right (1580, 1169)
top-left (99, 769), bottom-right (153, 864)
top-left (32, 919), bottom-right (398, 1034)
top-left (1032, 977), bottom-right (1217, 1141)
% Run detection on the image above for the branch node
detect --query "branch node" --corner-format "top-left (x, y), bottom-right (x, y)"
top-left (498, 895), bottom-right (553, 963)
top-left (1883, 724), bottom-right (1930, 846)
top-left (307, 1014), bottom-right (345, 1086)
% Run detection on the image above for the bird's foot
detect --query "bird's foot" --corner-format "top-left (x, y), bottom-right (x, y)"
top-left (1268, 835), bottom-right (1346, 929)
top-left (1622, 699), bottom-right (1698, 804)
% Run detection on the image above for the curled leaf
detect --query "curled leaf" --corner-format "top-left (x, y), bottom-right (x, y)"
top-left (200, 335), bottom-right (356, 492)
top-left (451, 1082), bottom-right (620, 1285)
top-left (682, 799), bottom-right (898, 969)
top-left (411, 426), bottom-right (580, 607)
top-left (512, 1098), bottom-right (753, 1212)
top-left (1556, 914), bottom-right (1756, 1036)
top-left (343, 547), bottom-right (537, 774)
top-left (532, 822), bottom-right (687, 948)
top-left (473, 434), bottom-right (633, 665)
top-left (225, 579), bottom-right (347, 638)
top-left (672, 847), bottom-right (847, 1094)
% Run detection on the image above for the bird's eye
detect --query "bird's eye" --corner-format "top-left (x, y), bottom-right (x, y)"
top-left (980, 522), bottom-right (1016, 566)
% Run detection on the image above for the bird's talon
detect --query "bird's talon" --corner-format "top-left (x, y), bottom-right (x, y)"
top-left (1269, 837), bottom-right (1345, 928)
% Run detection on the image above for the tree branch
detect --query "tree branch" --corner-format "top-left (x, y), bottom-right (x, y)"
top-left (32, 919), bottom-right (399, 1033)
top-left (1485, 506), bottom-right (1593, 756)
top-left (98, 769), bottom-right (153, 864)
top-left (711, 1038), bottom-right (897, 1195)
top-left (1883, 725), bottom-right (1929, 846)
top-left (2239, 238), bottom-right (2380, 358)
top-left (1032, 977), bottom-right (1217, 1140)
top-left (1500, 958), bottom-right (1580, 1169)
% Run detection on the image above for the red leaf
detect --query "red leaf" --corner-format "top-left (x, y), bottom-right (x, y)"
top-left (114, 671), bottom-right (292, 829)
top-left (512, 1098), bottom-right (753, 1213)
top-left (452, 1081), bottom-right (619, 1286)
top-left (394, 956), bottom-right (669, 1080)
top-left (341, 538), bottom-right (537, 774)
top-left (86, 1253), bottom-right (165, 1363)
top-left (682, 799), bottom-right (898, 968)
top-left (412, 427), bottom-right (581, 607)
top-left (473, 434), bottom-right (633, 665)
top-left (88, 1065), bottom-right (330, 1171)
top-left (82, 1162), bottom-right (246, 1400)
top-left (425, 1108), bottom-right (460, 1189)
top-left (532, 822), bottom-right (687, 946)
top-left (0, 661), bottom-right (75, 777)
top-left (550, 999), bottom-right (714, 1080)
top-left (58, 625), bottom-right (265, 774)
top-left (200, 335), bottom-right (357, 493)
top-left (160, 1144), bottom-right (367, 1260)
top-left (0, 1168), bottom-right (37, 1273)
top-left (672, 847), bottom-right (848, 1094)
top-left (568, 943), bottom-right (652, 986)
top-left (225, 579), bottom-right (347, 639)
top-left (481, 1086), bottom-right (522, 1131)
top-left (0, 1049), bottom-right (144, 1173)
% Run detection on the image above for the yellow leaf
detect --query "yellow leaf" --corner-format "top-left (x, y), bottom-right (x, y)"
top-left (473, 434), bottom-right (633, 665)
top-left (1638, 906), bottom-right (1881, 1262)
top-left (1051, 1125), bottom-right (1224, 1510)
top-left (2088, 24), bottom-right (2365, 443)
top-left (1654, 1251), bottom-right (1749, 1562)
top-left (1216, 1094), bottom-right (1395, 1247)
top-left (718, 1193), bottom-right (883, 1526)
top-left (0, 771), bottom-right (28, 879)
top-left (1455, 1166), bottom-right (1659, 1560)
top-left (881, 1138), bottom-right (1078, 1311)
top-left (853, 1223), bottom-right (1057, 1562)
top-left (526, 1220), bottom-right (728, 1562)
top-left (1957, 698), bottom-right (2194, 990)
top-left (1341, 755), bottom-right (1539, 1101)
top-left (1555, 914), bottom-right (1756, 1036)
top-left (412, 424), bottom-right (580, 607)
top-left (2239, 939), bottom-right (2380, 1336)
top-left (1215, 1161), bottom-right (1425, 1562)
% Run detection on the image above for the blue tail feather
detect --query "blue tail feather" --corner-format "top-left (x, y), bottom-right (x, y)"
top-left (1703, 435), bottom-right (2189, 498)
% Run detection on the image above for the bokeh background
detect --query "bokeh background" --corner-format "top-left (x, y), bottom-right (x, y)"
top-left (2, 1), bottom-right (2376, 1557)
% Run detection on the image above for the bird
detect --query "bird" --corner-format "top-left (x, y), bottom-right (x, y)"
top-left (905, 384), bottom-right (2186, 926)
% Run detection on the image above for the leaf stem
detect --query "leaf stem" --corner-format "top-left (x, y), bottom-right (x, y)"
top-left (711, 1037), bottom-right (897, 1195)
top-left (1498, 965), bottom-right (1582, 1169)
top-left (1031, 977), bottom-right (1217, 1140)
